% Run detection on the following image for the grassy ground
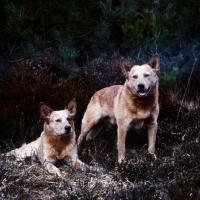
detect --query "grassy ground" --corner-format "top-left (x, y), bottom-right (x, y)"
top-left (1, 95), bottom-right (200, 199)
top-left (0, 56), bottom-right (200, 199)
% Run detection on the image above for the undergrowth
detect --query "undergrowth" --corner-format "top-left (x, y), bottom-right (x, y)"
top-left (0, 54), bottom-right (200, 199)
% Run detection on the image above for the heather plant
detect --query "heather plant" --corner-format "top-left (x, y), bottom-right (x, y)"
top-left (0, 106), bottom-right (199, 199)
top-left (0, 62), bottom-right (84, 147)
top-left (0, 54), bottom-right (124, 148)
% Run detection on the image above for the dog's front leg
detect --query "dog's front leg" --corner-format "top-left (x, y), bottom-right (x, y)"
top-left (43, 160), bottom-right (61, 176)
top-left (147, 122), bottom-right (157, 155)
top-left (65, 156), bottom-right (90, 171)
top-left (117, 126), bottom-right (128, 163)
top-left (73, 158), bottom-right (90, 171)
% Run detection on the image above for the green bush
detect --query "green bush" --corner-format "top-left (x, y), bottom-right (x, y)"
top-left (1, 0), bottom-right (200, 69)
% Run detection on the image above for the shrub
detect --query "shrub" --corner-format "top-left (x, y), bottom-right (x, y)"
top-left (0, 53), bottom-right (124, 148)
top-left (0, 52), bottom-right (200, 199)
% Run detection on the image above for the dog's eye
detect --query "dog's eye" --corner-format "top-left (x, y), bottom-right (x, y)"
top-left (55, 119), bottom-right (61, 122)
top-left (132, 75), bottom-right (138, 79)
top-left (67, 117), bottom-right (72, 121)
top-left (144, 74), bottom-right (150, 77)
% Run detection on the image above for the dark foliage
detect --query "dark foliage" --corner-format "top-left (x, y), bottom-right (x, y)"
top-left (0, 0), bottom-right (200, 68)
top-left (0, 54), bottom-right (123, 148)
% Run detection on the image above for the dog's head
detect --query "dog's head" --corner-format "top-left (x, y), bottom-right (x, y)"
top-left (39, 99), bottom-right (77, 137)
top-left (121, 54), bottom-right (160, 98)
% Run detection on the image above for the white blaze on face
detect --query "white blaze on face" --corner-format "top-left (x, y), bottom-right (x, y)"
top-left (49, 110), bottom-right (72, 136)
top-left (128, 64), bottom-right (157, 97)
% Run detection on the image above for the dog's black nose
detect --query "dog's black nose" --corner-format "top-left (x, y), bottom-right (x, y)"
top-left (65, 126), bottom-right (71, 132)
top-left (138, 83), bottom-right (145, 90)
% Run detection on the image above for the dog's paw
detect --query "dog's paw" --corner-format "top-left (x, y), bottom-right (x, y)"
top-left (56, 171), bottom-right (61, 177)
top-left (50, 167), bottom-right (61, 177)
top-left (118, 156), bottom-right (126, 164)
top-left (45, 163), bottom-right (61, 176)
top-left (82, 163), bottom-right (104, 173)
top-left (148, 147), bottom-right (155, 154)
top-left (15, 156), bottom-right (25, 161)
top-left (148, 152), bottom-right (157, 160)
top-left (148, 148), bottom-right (157, 160)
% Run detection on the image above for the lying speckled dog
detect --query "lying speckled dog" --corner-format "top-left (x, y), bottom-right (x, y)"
top-left (5, 99), bottom-right (90, 176)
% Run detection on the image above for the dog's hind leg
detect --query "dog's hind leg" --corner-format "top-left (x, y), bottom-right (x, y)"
top-left (77, 121), bottom-right (96, 149)
top-left (86, 122), bottom-right (104, 141)
top-left (77, 96), bottom-right (105, 149)
top-left (77, 108), bottom-right (102, 149)
top-left (6, 138), bottom-right (40, 161)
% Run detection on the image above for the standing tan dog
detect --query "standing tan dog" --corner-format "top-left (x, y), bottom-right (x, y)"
top-left (5, 99), bottom-right (90, 176)
top-left (77, 54), bottom-right (160, 163)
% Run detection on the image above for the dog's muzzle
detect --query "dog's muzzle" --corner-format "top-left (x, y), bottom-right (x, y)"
top-left (65, 125), bottom-right (71, 133)
top-left (58, 126), bottom-right (72, 136)
top-left (136, 83), bottom-right (151, 98)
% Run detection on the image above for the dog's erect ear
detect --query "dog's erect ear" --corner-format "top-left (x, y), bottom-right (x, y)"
top-left (147, 54), bottom-right (160, 73)
top-left (120, 58), bottom-right (133, 79)
top-left (66, 98), bottom-right (77, 117)
top-left (40, 102), bottom-right (53, 122)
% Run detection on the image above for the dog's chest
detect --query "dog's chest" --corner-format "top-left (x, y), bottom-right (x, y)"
top-left (53, 145), bottom-right (74, 160)
top-left (56, 150), bottom-right (68, 159)
top-left (135, 108), bottom-right (151, 119)
top-left (46, 135), bottom-right (75, 159)
top-left (128, 108), bottom-right (152, 129)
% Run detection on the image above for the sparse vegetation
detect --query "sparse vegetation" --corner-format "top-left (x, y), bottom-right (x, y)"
top-left (0, 54), bottom-right (200, 199)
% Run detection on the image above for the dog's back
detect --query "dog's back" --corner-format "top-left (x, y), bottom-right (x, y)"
top-left (84, 85), bottom-right (121, 121)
